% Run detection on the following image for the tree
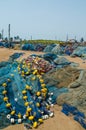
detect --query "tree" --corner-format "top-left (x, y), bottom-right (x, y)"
top-left (10, 37), bottom-right (13, 42)
top-left (80, 37), bottom-right (84, 43)
top-left (5, 37), bottom-right (8, 42)
top-left (16, 35), bottom-right (20, 39)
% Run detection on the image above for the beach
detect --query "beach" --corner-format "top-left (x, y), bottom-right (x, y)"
top-left (0, 48), bottom-right (85, 130)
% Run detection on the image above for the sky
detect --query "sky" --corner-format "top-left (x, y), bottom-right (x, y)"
top-left (0, 0), bottom-right (86, 41)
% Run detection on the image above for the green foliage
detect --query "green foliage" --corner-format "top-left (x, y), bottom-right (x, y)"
top-left (21, 39), bottom-right (64, 45)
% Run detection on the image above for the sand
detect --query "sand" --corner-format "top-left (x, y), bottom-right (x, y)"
top-left (0, 48), bottom-right (86, 69)
top-left (3, 105), bottom-right (84, 130)
top-left (0, 48), bottom-right (85, 130)
top-left (0, 48), bottom-right (44, 62)
top-left (65, 56), bottom-right (86, 69)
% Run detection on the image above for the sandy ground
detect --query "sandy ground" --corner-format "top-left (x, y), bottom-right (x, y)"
top-left (0, 48), bottom-right (86, 69)
top-left (0, 48), bottom-right (85, 130)
top-left (3, 105), bottom-right (84, 130)
top-left (65, 56), bottom-right (86, 69)
top-left (0, 48), bottom-right (44, 62)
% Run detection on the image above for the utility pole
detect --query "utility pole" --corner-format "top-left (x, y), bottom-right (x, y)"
top-left (8, 24), bottom-right (11, 48)
top-left (1, 29), bottom-right (4, 40)
top-left (31, 35), bottom-right (32, 40)
top-left (55, 36), bottom-right (57, 40)
top-left (66, 34), bottom-right (68, 42)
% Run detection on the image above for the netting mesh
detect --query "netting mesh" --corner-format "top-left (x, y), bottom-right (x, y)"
top-left (0, 55), bottom-right (60, 128)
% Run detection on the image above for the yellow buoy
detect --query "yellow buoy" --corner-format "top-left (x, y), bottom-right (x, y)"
top-left (33, 122), bottom-right (38, 128)
top-left (2, 83), bottom-right (7, 87)
top-left (35, 69), bottom-right (37, 73)
top-left (21, 70), bottom-right (24, 74)
top-left (18, 113), bottom-right (22, 118)
top-left (21, 74), bottom-right (25, 77)
top-left (37, 74), bottom-right (40, 78)
top-left (17, 67), bottom-right (20, 71)
top-left (29, 116), bottom-right (34, 120)
top-left (31, 77), bottom-right (36, 80)
top-left (3, 97), bottom-right (8, 102)
top-left (36, 103), bottom-right (40, 107)
top-left (22, 90), bottom-right (27, 94)
top-left (41, 88), bottom-right (47, 93)
top-left (36, 91), bottom-right (41, 96)
top-left (25, 71), bottom-right (29, 75)
top-left (6, 103), bottom-right (11, 108)
top-left (28, 63), bottom-right (31, 66)
top-left (46, 105), bottom-right (50, 109)
top-left (22, 65), bottom-right (25, 68)
top-left (40, 79), bottom-right (44, 83)
top-left (2, 90), bottom-right (7, 95)
top-left (41, 84), bottom-right (46, 88)
top-left (11, 110), bottom-right (15, 115)
top-left (23, 96), bottom-right (28, 100)
top-left (27, 107), bottom-right (32, 112)
top-left (28, 65), bottom-right (30, 69)
top-left (24, 102), bottom-right (29, 107)
top-left (38, 118), bottom-right (43, 123)
top-left (38, 75), bottom-right (42, 79)
top-left (33, 71), bottom-right (36, 75)
top-left (7, 79), bottom-right (11, 82)
top-left (26, 85), bottom-right (31, 90)
top-left (23, 61), bottom-right (25, 64)
top-left (44, 88), bottom-right (47, 91)
top-left (33, 70), bottom-right (38, 75)
top-left (26, 112), bottom-right (29, 117)
top-left (41, 72), bottom-right (45, 75)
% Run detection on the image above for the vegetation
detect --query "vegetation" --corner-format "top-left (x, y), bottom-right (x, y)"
top-left (21, 39), bottom-right (64, 45)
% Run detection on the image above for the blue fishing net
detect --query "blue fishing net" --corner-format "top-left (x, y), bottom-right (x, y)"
top-left (0, 56), bottom-right (60, 128)
top-left (0, 42), bottom-right (4, 47)
top-left (43, 44), bottom-right (56, 52)
top-left (62, 104), bottom-right (86, 129)
top-left (22, 43), bottom-right (35, 50)
top-left (10, 53), bottom-right (24, 60)
top-left (72, 46), bottom-right (86, 57)
top-left (43, 53), bottom-right (58, 63)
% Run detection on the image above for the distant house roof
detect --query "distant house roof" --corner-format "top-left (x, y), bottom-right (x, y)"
top-left (0, 39), bottom-right (3, 42)
top-left (68, 39), bottom-right (77, 43)
top-left (13, 39), bottom-right (21, 44)
top-left (13, 39), bottom-right (21, 42)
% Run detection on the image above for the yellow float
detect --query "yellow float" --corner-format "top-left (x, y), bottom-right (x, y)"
top-left (22, 90), bottom-right (27, 94)
top-left (36, 91), bottom-right (41, 96)
top-left (11, 110), bottom-right (15, 115)
top-left (2, 83), bottom-right (7, 87)
top-left (2, 90), bottom-right (7, 95)
top-left (3, 97), bottom-right (8, 102)
top-left (29, 115), bottom-right (34, 120)
top-left (24, 102), bottom-right (29, 107)
top-left (33, 121), bottom-right (38, 128)
top-left (6, 103), bottom-right (11, 108)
